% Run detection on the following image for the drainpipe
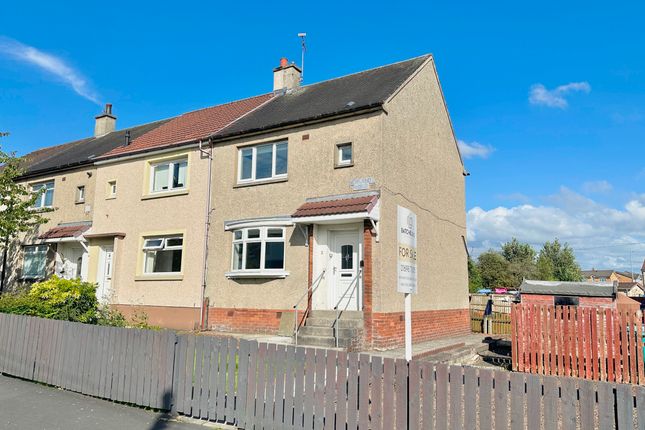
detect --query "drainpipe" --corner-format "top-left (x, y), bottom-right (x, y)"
top-left (198, 139), bottom-right (214, 330)
top-left (0, 235), bottom-right (9, 294)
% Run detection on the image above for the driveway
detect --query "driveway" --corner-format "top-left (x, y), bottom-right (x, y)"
top-left (0, 374), bottom-right (211, 430)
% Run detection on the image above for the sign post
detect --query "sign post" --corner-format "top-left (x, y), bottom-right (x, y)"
top-left (397, 205), bottom-right (417, 361)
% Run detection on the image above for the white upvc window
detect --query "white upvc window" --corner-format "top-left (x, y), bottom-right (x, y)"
top-left (231, 227), bottom-right (286, 272)
top-left (76, 186), bottom-right (85, 203)
top-left (143, 235), bottom-right (184, 274)
top-left (32, 181), bottom-right (54, 208)
top-left (108, 180), bottom-right (117, 197)
top-left (23, 245), bottom-right (48, 279)
top-left (336, 142), bottom-right (353, 166)
top-left (237, 141), bottom-right (288, 184)
top-left (150, 158), bottom-right (188, 193)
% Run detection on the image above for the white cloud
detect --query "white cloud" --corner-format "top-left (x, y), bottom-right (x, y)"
top-left (457, 140), bottom-right (495, 159)
top-left (0, 36), bottom-right (100, 104)
top-left (467, 188), bottom-right (645, 270)
top-left (582, 180), bottom-right (613, 194)
top-left (529, 81), bottom-right (591, 108)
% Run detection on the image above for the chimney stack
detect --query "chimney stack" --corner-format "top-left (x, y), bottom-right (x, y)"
top-left (273, 58), bottom-right (301, 92)
top-left (94, 103), bottom-right (116, 137)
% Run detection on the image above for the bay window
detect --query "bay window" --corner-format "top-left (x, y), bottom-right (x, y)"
top-left (238, 141), bottom-right (288, 183)
top-left (230, 227), bottom-right (286, 273)
top-left (150, 158), bottom-right (187, 193)
top-left (143, 235), bottom-right (183, 274)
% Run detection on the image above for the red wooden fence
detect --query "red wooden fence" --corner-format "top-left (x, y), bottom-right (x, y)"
top-left (511, 304), bottom-right (645, 384)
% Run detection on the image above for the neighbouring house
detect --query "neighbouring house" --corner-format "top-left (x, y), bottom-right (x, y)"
top-left (86, 94), bottom-right (272, 329)
top-left (617, 281), bottom-right (644, 298)
top-left (519, 279), bottom-right (640, 311)
top-left (582, 268), bottom-right (641, 284)
top-left (4, 54), bottom-right (469, 350)
top-left (0, 106), bottom-right (170, 293)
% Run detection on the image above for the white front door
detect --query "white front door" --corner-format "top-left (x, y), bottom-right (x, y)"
top-left (329, 230), bottom-right (361, 311)
top-left (55, 244), bottom-right (86, 280)
top-left (96, 245), bottom-right (114, 303)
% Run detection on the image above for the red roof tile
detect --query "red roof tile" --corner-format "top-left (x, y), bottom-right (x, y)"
top-left (39, 224), bottom-right (91, 240)
top-left (292, 194), bottom-right (378, 218)
top-left (100, 93), bottom-right (273, 158)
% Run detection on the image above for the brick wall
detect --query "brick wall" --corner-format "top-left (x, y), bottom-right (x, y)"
top-left (370, 308), bottom-right (470, 349)
top-left (208, 307), bottom-right (288, 334)
top-left (522, 294), bottom-right (614, 308)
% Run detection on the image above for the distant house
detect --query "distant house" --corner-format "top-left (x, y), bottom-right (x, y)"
top-left (617, 281), bottom-right (644, 298)
top-left (581, 269), bottom-right (640, 284)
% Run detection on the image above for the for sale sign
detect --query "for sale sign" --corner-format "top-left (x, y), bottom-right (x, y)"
top-left (397, 205), bottom-right (417, 294)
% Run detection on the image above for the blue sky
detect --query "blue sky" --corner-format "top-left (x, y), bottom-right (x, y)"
top-left (1, 1), bottom-right (644, 270)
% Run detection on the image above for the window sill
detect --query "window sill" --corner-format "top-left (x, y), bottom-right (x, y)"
top-left (225, 270), bottom-right (289, 279)
top-left (234, 177), bottom-right (288, 189)
top-left (334, 162), bottom-right (354, 169)
top-left (20, 276), bottom-right (45, 282)
top-left (105, 196), bottom-right (117, 200)
top-left (75, 200), bottom-right (85, 205)
top-left (141, 189), bottom-right (189, 200)
top-left (134, 274), bottom-right (184, 281)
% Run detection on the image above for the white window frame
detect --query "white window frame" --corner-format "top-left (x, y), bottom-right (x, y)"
top-left (108, 180), bottom-right (117, 197)
top-left (76, 185), bottom-right (85, 203)
top-left (229, 227), bottom-right (286, 275)
top-left (142, 236), bottom-right (184, 274)
top-left (336, 142), bottom-right (353, 166)
top-left (32, 181), bottom-right (54, 208)
top-left (149, 158), bottom-right (188, 194)
top-left (22, 245), bottom-right (48, 279)
top-left (237, 141), bottom-right (288, 184)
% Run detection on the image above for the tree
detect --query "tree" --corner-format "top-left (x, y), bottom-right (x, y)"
top-left (477, 250), bottom-right (513, 290)
top-left (0, 141), bottom-right (52, 292)
top-left (501, 238), bottom-right (537, 286)
top-left (536, 239), bottom-right (582, 282)
top-left (467, 257), bottom-right (483, 293)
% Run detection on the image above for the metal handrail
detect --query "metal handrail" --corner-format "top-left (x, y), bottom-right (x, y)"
top-left (293, 269), bottom-right (326, 345)
top-left (333, 268), bottom-right (362, 348)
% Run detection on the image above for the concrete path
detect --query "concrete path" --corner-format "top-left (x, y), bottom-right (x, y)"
top-left (0, 374), bottom-right (213, 430)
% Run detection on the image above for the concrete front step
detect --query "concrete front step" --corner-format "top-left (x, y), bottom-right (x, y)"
top-left (307, 310), bottom-right (363, 320)
top-left (304, 318), bottom-right (363, 329)
top-left (296, 334), bottom-right (355, 348)
top-left (298, 325), bottom-right (359, 338)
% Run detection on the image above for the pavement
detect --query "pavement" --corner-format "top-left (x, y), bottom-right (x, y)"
top-left (0, 374), bottom-right (217, 430)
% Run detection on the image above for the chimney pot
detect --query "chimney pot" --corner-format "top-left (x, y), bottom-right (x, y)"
top-left (105, 103), bottom-right (112, 115)
top-left (279, 57), bottom-right (289, 68)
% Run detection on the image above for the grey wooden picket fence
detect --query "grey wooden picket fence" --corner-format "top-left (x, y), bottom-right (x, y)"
top-left (1, 312), bottom-right (645, 429)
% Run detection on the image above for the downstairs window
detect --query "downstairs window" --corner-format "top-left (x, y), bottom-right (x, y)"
top-left (231, 227), bottom-right (285, 272)
top-left (142, 236), bottom-right (183, 274)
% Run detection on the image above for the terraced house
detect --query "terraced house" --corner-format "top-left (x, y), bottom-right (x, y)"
top-left (5, 54), bottom-right (469, 349)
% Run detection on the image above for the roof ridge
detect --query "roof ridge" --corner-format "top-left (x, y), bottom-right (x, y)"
top-left (298, 53), bottom-right (432, 89)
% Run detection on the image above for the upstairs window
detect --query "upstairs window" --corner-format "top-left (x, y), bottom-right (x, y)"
top-left (336, 142), bottom-right (353, 167)
top-left (76, 186), bottom-right (85, 203)
top-left (108, 181), bottom-right (117, 198)
top-left (32, 181), bottom-right (54, 208)
top-left (231, 227), bottom-right (285, 272)
top-left (150, 159), bottom-right (187, 193)
top-left (143, 235), bottom-right (183, 274)
top-left (238, 141), bottom-right (288, 183)
top-left (23, 245), bottom-right (48, 279)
